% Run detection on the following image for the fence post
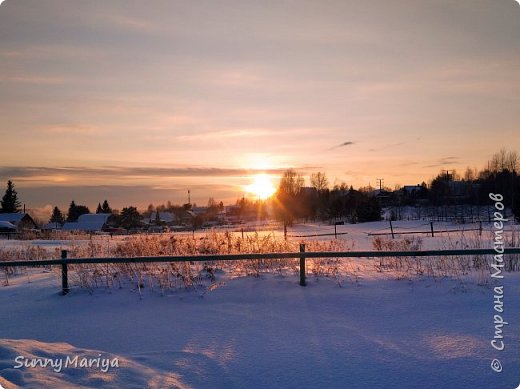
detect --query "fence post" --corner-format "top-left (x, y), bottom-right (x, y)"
top-left (479, 221), bottom-right (482, 236)
top-left (389, 220), bottom-right (395, 239)
top-left (430, 222), bottom-right (435, 237)
top-left (334, 224), bottom-right (337, 239)
top-left (299, 243), bottom-right (306, 286)
top-left (61, 250), bottom-right (69, 295)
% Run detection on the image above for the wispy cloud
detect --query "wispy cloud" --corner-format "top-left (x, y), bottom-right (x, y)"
top-left (329, 141), bottom-right (355, 150)
top-left (0, 166), bottom-right (289, 181)
top-left (39, 123), bottom-right (102, 135)
top-left (18, 184), bottom-right (242, 209)
top-left (368, 141), bottom-right (407, 152)
top-left (0, 0), bottom-right (517, 198)
top-left (422, 156), bottom-right (460, 169)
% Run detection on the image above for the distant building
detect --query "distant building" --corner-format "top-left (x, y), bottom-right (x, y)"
top-left (373, 189), bottom-right (391, 198)
top-left (373, 189), bottom-right (391, 206)
top-left (0, 213), bottom-right (38, 231)
top-left (143, 211), bottom-right (178, 225)
top-left (62, 213), bottom-right (112, 232)
top-left (191, 206), bottom-right (207, 216)
top-left (147, 225), bottom-right (170, 233)
top-left (402, 185), bottom-right (422, 194)
top-left (0, 221), bottom-right (16, 232)
top-left (183, 210), bottom-right (197, 224)
top-left (42, 222), bottom-right (63, 231)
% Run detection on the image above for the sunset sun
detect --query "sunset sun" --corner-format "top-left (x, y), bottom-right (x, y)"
top-left (246, 174), bottom-right (276, 200)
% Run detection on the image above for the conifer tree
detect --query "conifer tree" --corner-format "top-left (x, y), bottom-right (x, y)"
top-left (101, 200), bottom-right (112, 214)
top-left (0, 180), bottom-right (21, 213)
top-left (66, 201), bottom-right (90, 222)
top-left (49, 206), bottom-right (65, 225)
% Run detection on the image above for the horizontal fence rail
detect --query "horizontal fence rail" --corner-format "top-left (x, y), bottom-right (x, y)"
top-left (367, 228), bottom-right (481, 236)
top-left (1, 247), bottom-right (519, 294)
top-left (2, 248), bottom-right (520, 267)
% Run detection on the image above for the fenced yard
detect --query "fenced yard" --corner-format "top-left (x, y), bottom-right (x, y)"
top-left (2, 240), bottom-right (520, 295)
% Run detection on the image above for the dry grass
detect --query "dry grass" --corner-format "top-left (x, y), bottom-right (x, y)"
top-left (2, 227), bottom-right (519, 292)
top-left (1, 232), bottom-right (357, 293)
top-left (371, 228), bottom-right (520, 284)
top-left (372, 236), bottom-right (424, 279)
top-left (0, 245), bottom-right (58, 285)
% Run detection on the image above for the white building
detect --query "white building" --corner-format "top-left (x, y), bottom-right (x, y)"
top-left (62, 213), bottom-right (112, 232)
top-left (143, 211), bottom-right (178, 225)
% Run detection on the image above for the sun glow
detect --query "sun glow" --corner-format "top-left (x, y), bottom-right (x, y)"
top-left (246, 174), bottom-right (276, 200)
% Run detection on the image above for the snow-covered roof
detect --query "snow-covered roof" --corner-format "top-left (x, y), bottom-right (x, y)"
top-left (147, 211), bottom-right (178, 223)
top-left (403, 185), bottom-right (421, 193)
top-left (0, 221), bottom-right (16, 230)
top-left (373, 189), bottom-right (391, 197)
top-left (191, 207), bottom-right (207, 215)
top-left (63, 213), bottom-right (111, 232)
top-left (0, 213), bottom-right (27, 223)
top-left (185, 210), bottom-right (197, 218)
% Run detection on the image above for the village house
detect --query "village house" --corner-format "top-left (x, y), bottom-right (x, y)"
top-left (62, 213), bottom-right (112, 232)
top-left (0, 213), bottom-right (38, 231)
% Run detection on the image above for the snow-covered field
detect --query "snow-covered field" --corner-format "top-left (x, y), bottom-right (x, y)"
top-left (1, 220), bottom-right (519, 388)
top-left (1, 219), bottom-right (516, 252)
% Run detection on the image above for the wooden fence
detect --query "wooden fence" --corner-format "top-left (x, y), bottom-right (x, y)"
top-left (1, 247), bottom-right (519, 295)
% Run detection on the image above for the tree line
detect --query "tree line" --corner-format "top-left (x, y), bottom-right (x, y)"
top-left (1, 148), bottom-right (519, 228)
top-left (48, 201), bottom-right (142, 230)
top-left (273, 169), bottom-right (383, 227)
top-left (270, 149), bottom-right (520, 224)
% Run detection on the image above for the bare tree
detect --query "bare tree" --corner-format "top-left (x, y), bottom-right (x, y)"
top-left (489, 148), bottom-right (518, 173)
top-left (277, 169), bottom-right (304, 197)
top-left (274, 169), bottom-right (304, 232)
top-left (507, 150), bottom-right (518, 172)
top-left (463, 166), bottom-right (477, 181)
top-left (310, 172), bottom-right (329, 192)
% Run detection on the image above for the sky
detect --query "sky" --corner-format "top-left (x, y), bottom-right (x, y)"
top-left (0, 0), bottom-right (519, 212)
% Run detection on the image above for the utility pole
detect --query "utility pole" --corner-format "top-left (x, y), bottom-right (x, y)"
top-left (443, 170), bottom-right (454, 181)
top-left (511, 169), bottom-right (516, 221)
top-left (376, 178), bottom-right (384, 191)
top-left (442, 170), bottom-right (454, 222)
